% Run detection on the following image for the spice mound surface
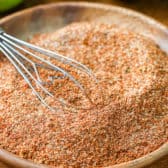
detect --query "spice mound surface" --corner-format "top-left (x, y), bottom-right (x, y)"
top-left (0, 22), bottom-right (168, 168)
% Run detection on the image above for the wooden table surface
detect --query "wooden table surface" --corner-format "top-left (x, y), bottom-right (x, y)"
top-left (0, 0), bottom-right (168, 168)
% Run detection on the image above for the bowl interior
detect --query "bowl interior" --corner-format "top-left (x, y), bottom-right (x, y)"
top-left (1, 2), bottom-right (168, 53)
top-left (0, 2), bottom-right (168, 168)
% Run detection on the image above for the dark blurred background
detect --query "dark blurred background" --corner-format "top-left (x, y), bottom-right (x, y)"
top-left (1, 0), bottom-right (168, 26)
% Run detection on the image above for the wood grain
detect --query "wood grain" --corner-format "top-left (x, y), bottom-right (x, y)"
top-left (0, 162), bottom-right (8, 168)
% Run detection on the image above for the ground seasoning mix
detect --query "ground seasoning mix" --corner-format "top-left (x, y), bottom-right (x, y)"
top-left (0, 23), bottom-right (168, 168)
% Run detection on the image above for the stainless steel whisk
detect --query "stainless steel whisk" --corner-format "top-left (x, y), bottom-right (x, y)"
top-left (0, 28), bottom-right (95, 111)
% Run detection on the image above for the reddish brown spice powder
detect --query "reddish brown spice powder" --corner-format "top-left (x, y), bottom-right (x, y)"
top-left (0, 22), bottom-right (168, 168)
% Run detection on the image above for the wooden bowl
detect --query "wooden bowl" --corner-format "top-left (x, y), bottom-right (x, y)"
top-left (0, 2), bottom-right (168, 168)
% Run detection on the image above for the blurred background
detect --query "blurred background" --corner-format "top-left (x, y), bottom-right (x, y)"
top-left (0, 0), bottom-right (168, 26)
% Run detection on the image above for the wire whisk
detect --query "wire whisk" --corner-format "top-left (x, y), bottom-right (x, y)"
top-left (0, 28), bottom-right (96, 111)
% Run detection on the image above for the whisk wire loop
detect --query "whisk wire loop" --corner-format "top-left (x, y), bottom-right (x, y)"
top-left (0, 29), bottom-right (97, 111)
top-left (0, 33), bottom-right (84, 90)
top-left (3, 32), bottom-right (95, 78)
top-left (0, 43), bottom-right (54, 111)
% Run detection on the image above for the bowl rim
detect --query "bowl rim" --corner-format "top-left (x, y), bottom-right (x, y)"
top-left (0, 2), bottom-right (168, 168)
